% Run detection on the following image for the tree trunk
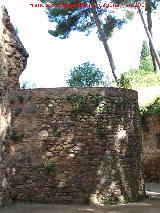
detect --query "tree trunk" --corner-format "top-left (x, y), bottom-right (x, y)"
top-left (147, 11), bottom-right (158, 72)
top-left (138, 8), bottom-right (160, 70)
top-left (91, 7), bottom-right (118, 84)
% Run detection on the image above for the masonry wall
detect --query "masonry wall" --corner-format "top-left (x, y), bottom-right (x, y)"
top-left (142, 115), bottom-right (160, 182)
top-left (8, 87), bottom-right (145, 204)
top-left (0, 87), bottom-right (12, 206)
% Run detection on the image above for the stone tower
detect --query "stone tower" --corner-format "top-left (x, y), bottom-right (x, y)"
top-left (0, 5), bottom-right (28, 206)
top-left (0, 5), bottom-right (29, 89)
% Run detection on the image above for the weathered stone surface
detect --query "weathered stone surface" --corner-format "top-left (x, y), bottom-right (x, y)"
top-left (8, 88), bottom-right (145, 204)
top-left (0, 5), bottom-right (28, 206)
top-left (0, 5), bottom-right (29, 89)
top-left (142, 115), bottom-right (160, 182)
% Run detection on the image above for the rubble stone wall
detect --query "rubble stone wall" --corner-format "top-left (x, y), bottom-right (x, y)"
top-left (142, 115), bottom-right (160, 182)
top-left (0, 88), bottom-right (11, 206)
top-left (8, 88), bottom-right (145, 204)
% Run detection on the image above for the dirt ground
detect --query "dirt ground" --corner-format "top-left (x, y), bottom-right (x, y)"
top-left (1, 183), bottom-right (160, 213)
top-left (1, 199), bottom-right (160, 213)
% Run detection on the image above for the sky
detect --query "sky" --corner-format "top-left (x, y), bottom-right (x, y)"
top-left (1, 0), bottom-right (160, 88)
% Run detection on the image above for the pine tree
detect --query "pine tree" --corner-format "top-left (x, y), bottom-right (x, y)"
top-left (139, 40), bottom-right (153, 73)
top-left (111, 0), bottom-right (160, 72)
top-left (140, 40), bottom-right (150, 61)
top-left (40, 0), bottom-right (128, 84)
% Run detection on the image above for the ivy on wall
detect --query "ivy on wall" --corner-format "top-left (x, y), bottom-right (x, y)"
top-left (66, 93), bottom-right (102, 115)
top-left (67, 93), bottom-right (133, 115)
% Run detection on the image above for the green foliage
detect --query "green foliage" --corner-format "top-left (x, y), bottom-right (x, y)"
top-left (139, 40), bottom-right (154, 73)
top-left (41, 0), bottom-right (127, 40)
top-left (123, 195), bottom-right (134, 204)
top-left (117, 73), bottom-right (132, 89)
top-left (104, 194), bottom-right (135, 206)
top-left (103, 196), bottom-right (118, 206)
top-left (139, 106), bottom-right (148, 116)
top-left (10, 130), bottom-right (24, 142)
top-left (139, 55), bottom-right (154, 73)
top-left (43, 159), bottom-right (55, 173)
top-left (140, 40), bottom-right (150, 61)
top-left (114, 68), bottom-right (160, 89)
top-left (103, 15), bottom-right (126, 39)
top-left (67, 93), bottom-right (102, 115)
top-left (139, 106), bottom-right (149, 131)
top-left (134, 93), bottom-right (160, 131)
top-left (145, 0), bottom-right (160, 13)
top-left (125, 11), bottom-right (135, 20)
top-left (139, 96), bottom-right (160, 117)
top-left (115, 40), bottom-right (159, 89)
top-left (66, 62), bottom-right (109, 87)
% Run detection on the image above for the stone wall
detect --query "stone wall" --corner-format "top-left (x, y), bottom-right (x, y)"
top-left (142, 115), bottom-right (160, 182)
top-left (0, 5), bottom-right (28, 206)
top-left (0, 88), bottom-right (11, 206)
top-left (8, 87), bottom-right (145, 204)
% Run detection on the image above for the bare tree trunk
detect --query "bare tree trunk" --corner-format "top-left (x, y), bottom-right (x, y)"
top-left (147, 11), bottom-right (158, 72)
top-left (138, 8), bottom-right (160, 69)
top-left (91, 7), bottom-right (118, 84)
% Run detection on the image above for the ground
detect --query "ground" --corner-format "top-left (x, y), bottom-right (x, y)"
top-left (1, 182), bottom-right (160, 213)
top-left (1, 199), bottom-right (160, 213)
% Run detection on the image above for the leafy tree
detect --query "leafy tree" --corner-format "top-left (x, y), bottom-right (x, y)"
top-left (66, 62), bottom-right (109, 86)
top-left (117, 73), bottom-right (132, 89)
top-left (40, 0), bottom-right (129, 84)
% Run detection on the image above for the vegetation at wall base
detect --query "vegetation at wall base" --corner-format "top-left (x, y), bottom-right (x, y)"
top-left (103, 195), bottom-right (135, 206)
top-left (103, 196), bottom-right (118, 206)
